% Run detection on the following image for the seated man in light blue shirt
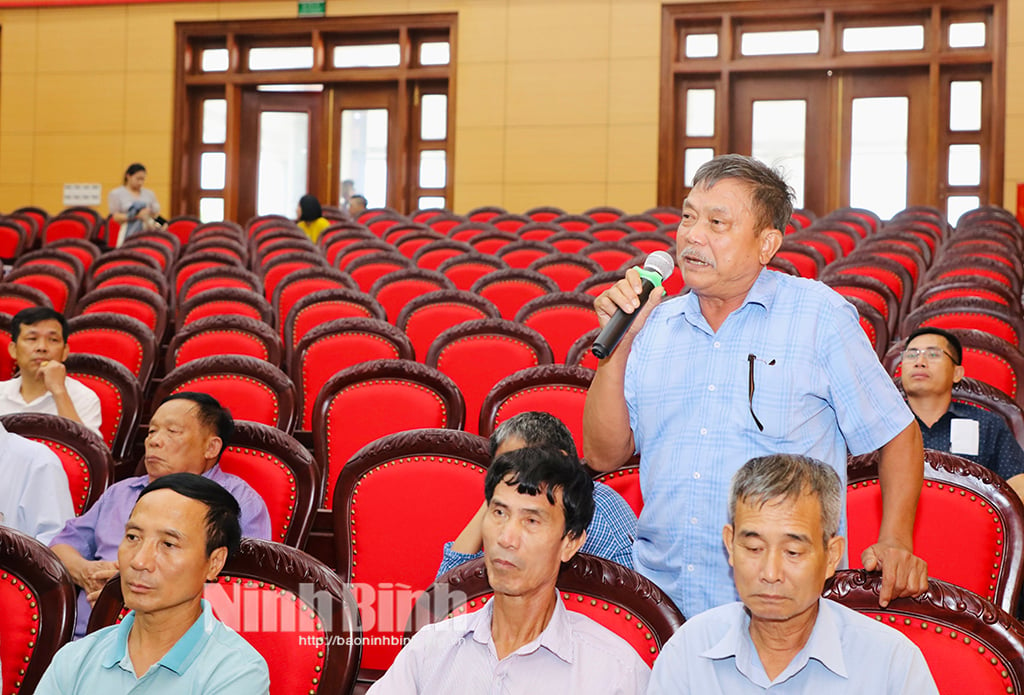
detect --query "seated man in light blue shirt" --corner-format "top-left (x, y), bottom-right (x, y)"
top-left (649, 454), bottom-right (938, 694)
top-left (35, 472), bottom-right (269, 694)
top-left (372, 447), bottom-right (649, 694)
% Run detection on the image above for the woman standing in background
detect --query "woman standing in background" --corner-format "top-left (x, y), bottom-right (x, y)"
top-left (108, 163), bottom-right (162, 244)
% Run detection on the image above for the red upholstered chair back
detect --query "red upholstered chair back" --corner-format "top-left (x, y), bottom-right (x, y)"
top-left (177, 265), bottom-right (263, 305)
top-left (412, 554), bottom-right (683, 669)
top-left (167, 314), bottom-right (283, 370)
top-left (0, 282), bottom-right (51, 315)
top-left (90, 539), bottom-right (362, 695)
top-left (470, 268), bottom-right (560, 320)
top-left (548, 231), bottom-right (596, 254)
top-left (411, 239), bottom-right (474, 270)
top-left (217, 421), bottom-right (319, 546)
top-left (466, 205), bottom-right (506, 222)
top-left (1, 413), bottom-right (114, 515)
top-left (447, 220), bottom-right (498, 243)
top-left (529, 253), bottom-right (604, 292)
top-left (292, 317), bottom-right (414, 430)
top-left (172, 252), bottom-right (245, 296)
top-left (494, 240), bottom-right (556, 268)
top-left (551, 214), bottom-right (594, 233)
top-left (64, 353), bottom-right (142, 461)
top-left (122, 239), bottom-right (174, 271)
top-left (595, 465), bottom-right (643, 517)
top-left (0, 219), bottom-right (27, 262)
top-left (334, 239), bottom-right (396, 270)
top-left (901, 298), bottom-right (1024, 347)
top-left (566, 327), bottom-right (601, 370)
top-left (427, 318), bottom-right (553, 435)
top-left (0, 527), bottom-right (76, 695)
top-left (5, 266), bottom-right (77, 313)
top-left (261, 253), bottom-right (329, 301)
top-left (515, 292), bottom-right (600, 363)
top-left (74, 285), bottom-right (168, 340)
top-left (436, 253), bottom-right (507, 290)
top-left (525, 206), bottom-right (566, 222)
top-left (166, 215), bottom-right (201, 245)
top-left (847, 449), bottom-right (1024, 614)
top-left (370, 268), bottom-right (455, 323)
top-left (41, 215), bottom-right (91, 244)
top-left (176, 286), bottom-right (273, 331)
top-left (395, 289), bottom-right (500, 361)
top-left (333, 429), bottom-right (490, 680)
top-left (479, 364), bottom-right (594, 456)
top-left (823, 570), bottom-right (1024, 695)
top-left (313, 360), bottom-right (465, 509)
top-left (516, 221), bottom-right (562, 242)
top-left (584, 206), bottom-right (625, 223)
top-left (588, 221), bottom-right (631, 242)
top-left (154, 355), bottom-right (297, 431)
top-left (89, 265), bottom-right (170, 302)
top-left (14, 248), bottom-right (85, 283)
top-left (283, 288), bottom-right (386, 359)
top-left (469, 230), bottom-right (518, 255)
top-left (581, 241), bottom-right (643, 272)
top-left (346, 253), bottom-right (414, 293)
top-left (0, 314), bottom-right (14, 380)
top-left (272, 267), bottom-right (355, 333)
top-left (68, 313), bottom-right (157, 385)
top-left (842, 295), bottom-right (889, 359)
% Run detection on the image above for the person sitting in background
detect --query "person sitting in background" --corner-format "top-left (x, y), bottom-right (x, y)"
top-left (349, 194), bottom-right (367, 218)
top-left (0, 419), bottom-right (74, 544)
top-left (50, 392), bottom-right (271, 638)
top-left (437, 411), bottom-right (636, 577)
top-left (900, 326), bottom-right (1024, 500)
top-left (371, 447), bottom-right (650, 694)
top-left (0, 307), bottom-right (101, 437)
top-left (648, 454), bottom-right (938, 694)
top-left (296, 193), bottom-right (331, 243)
top-left (35, 473), bottom-right (270, 693)
top-left (108, 162), bottom-right (162, 243)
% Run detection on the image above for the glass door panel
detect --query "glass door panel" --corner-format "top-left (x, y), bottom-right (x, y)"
top-left (257, 111), bottom-right (310, 216)
top-left (849, 96), bottom-right (909, 218)
top-left (339, 108), bottom-right (389, 210)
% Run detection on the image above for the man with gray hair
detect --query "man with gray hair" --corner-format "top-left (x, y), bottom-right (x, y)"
top-left (648, 454), bottom-right (938, 693)
top-left (436, 411), bottom-right (637, 577)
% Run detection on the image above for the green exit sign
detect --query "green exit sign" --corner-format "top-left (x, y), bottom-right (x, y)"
top-left (298, 1), bottom-right (325, 17)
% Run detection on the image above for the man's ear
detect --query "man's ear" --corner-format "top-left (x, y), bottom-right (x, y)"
top-left (758, 228), bottom-right (784, 265)
top-left (204, 435), bottom-right (223, 462)
top-left (560, 529), bottom-right (586, 563)
top-left (952, 364), bottom-right (966, 384)
top-left (825, 535), bottom-right (845, 578)
top-left (60, 343), bottom-right (70, 362)
top-left (7, 341), bottom-right (15, 361)
top-left (206, 546), bottom-right (228, 581)
top-left (723, 524), bottom-right (735, 568)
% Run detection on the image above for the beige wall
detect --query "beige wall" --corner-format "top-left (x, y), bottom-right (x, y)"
top-left (0, 0), bottom-right (1019, 217)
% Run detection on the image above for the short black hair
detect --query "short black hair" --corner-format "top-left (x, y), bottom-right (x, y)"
top-left (11, 307), bottom-right (69, 342)
top-left (298, 194), bottom-right (322, 222)
top-left (137, 472), bottom-right (242, 557)
top-left (484, 447), bottom-right (594, 540)
top-left (351, 195), bottom-right (367, 206)
top-left (906, 326), bottom-right (963, 365)
top-left (160, 392), bottom-right (234, 461)
top-left (489, 411), bottom-right (578, 460)
top-left (123, 162), bottom-right (146, 183)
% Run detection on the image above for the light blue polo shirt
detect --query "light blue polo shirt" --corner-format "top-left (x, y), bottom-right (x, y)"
top-left (34, 600), bottom-right (269, 694)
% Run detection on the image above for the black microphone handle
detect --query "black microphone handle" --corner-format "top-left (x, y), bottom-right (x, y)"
top-left (591, 278), bottom-right (657, 359)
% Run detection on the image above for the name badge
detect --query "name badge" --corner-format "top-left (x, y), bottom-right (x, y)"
top-left (950, 418), bottom-right (980, 456)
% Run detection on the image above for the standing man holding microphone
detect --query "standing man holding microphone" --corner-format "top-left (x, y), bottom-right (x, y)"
top-left (583, 154), bottom-right (927, 618)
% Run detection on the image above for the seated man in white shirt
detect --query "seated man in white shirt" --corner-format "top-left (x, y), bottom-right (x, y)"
top-left (648, 454), bottom-right (939, 694)
top-left (0, 420), bottom-right (74, 544)
top-left (370, 447), bottom-right (650, 694)
top-left (0, 307), bottom-right (101, 437)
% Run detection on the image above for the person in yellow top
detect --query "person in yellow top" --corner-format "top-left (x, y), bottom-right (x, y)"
top-left (296, 194), bottom-right (331, 243)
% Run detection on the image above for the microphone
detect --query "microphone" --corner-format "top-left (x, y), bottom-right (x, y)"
top-left (591, 251), bottom-right (675, 359)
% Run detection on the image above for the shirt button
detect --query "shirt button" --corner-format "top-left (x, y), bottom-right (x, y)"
top-left (708, 384), bottom-right (716, 391)
top-left (690, 517), bottom-right (698, 525)
top-left (693, 472), bottom-right (701, 479)
top-left (699, 428), bottom-right (707, 435)
top-left (687, 564), bottom-right (695, 572)
top-left (713, 341), bottom-right (721, 348)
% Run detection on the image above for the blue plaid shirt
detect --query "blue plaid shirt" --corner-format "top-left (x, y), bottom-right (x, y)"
top-left (625, 269), bottom-right (912, 618)
top-left (437, 481), bottom-right (637, 578)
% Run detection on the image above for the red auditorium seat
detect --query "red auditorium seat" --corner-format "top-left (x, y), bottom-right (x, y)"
top-left (67, 313), bottom-right (157, 385)
top-left (0, 282), bottom-right (52, 314)
top-left (901, 298), bottom-right (1024, 347)
top-left (912, 276), bottom-right (1017, 311)
top-left (524, 205), bottom-right (566, 222)
top-left (176, 265), bottom-right (263, 305)
top-left (91, 538), bottom-right (362, 695)
top-left (313, 360), bottom-right (465, 509)
top-left (16, 247), bottom-right (85, 283)
top-left (551, 214), bottom-right (595, 233)
top-left (488, 213), bottom-right (531, 233)
top-left (88, 264), bottom-right (170, 301)
top-left (41, 213), bottom-right (92, 244)
top-left (332, 429), bottom-right (490, 684)
top-left (773, 240), bottom-right (826, 279)
top-left (926, 257), bottom-right (1020, 296)
top-left (644, 206), bottom-right (682, 226)
top-left (0, 526), bottom-right (76, 695)
top-left (345, 251), bottom-right (414, 292)
top-left (468, 229), bottom-right (519, 255)
top-left (411, 238), bottom-right (474, 270)
top-left (0, 218), bottom-right (27, 263)
top-left (437, 252), bottom-right (507, 290)
top-left (583, 206), bottom-right (625, 223)
top-left (122, 237), bottom-right (175, 271)
top-left (587, 221), bottom-right (632, 242)
top-left (515, 221), bottom-right (562, 242)
top-left (292, 317), bottom-right (414, 430)
top-left (843, 295), bottom-right (889, 359)
top-left (271, 266), bottom-right (356, 333)
top-left (847, 449), bottom-right (1024, 614)
top-left (426, 318), bottom-right (553, 435)
top-left (320, 226), bottom-right (377, 266)
top-left (566, 327), bottom-right (601, 370)
top-left (515, 292), bottom-right (600, 364)
top-left (4, 265), bottom-right (78, 312)
top-left (823, 274), bottom-right (900, 336)
top-left (171, 250), bottom-right (246, 298)
top-left (153, 355), bottom-right (297, 432)
top-left (447, 220), bottom-right (499, 243)
top-left (495, 239), bottom-right (557, 268)
top-left (581, 240), bottom-right (643, 272)
top-left (466, 205), bottom-right (506, 222)
top-left (187, 235), bottom-right (249, 265)
top-left (547, 231), bottom-right (596, 255)
top-left (478, 363), bottom-right (594, 456)
top-left (88, 248), bottom-right (162, 278)
top-left (74, 285), bottom-right (168, 340)
top-left (823, 570), bottom-right (1024, 695)
top-left (395, 289), bottom-right (500, 361)
top-left (259, 251), bottom-right (329, 302)
top-left (529, 252), bottom-right (604, 292)
top-left (370, 267), bottom-right (454, 323)
top-left (622, 230), bottom-right (675, 256)
top-left (334, 238), bottom-right (401, 270)
top-left (470, 268), bottom-right (560, 320)
top-left (64, 353), bottom-right (142, 462)
top-left (594, 464), bottom-right (643, 517)
top-left (413, 553), bottom-right (682, 669)
top-left (167, 314), bottom-right (283, 370)
top-left (165, 215), bottom-right (202, 245)
top-left (176, 286), bottom-right (273, 330)
top-left (282, 288), bottom-right (387, 361)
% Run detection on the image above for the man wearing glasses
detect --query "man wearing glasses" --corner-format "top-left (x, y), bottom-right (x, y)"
top-left (901, 326), bottom-right (1024, 500)
top-left (584, 154), bottom-right (926, 620)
